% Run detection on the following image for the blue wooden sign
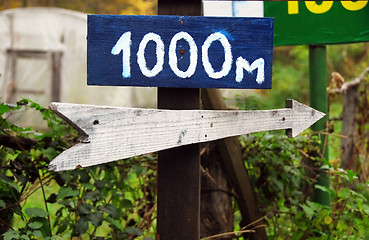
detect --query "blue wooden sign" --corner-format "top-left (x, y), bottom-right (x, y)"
top-left (87, 15), bottom-right (273, 89)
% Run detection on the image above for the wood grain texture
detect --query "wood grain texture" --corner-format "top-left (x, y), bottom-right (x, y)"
top-left (48, 99), bottom-right (324, 171)
top-left (340, 84), bottom-right (359, 169)
top-left (87, 15), bottom-right (273, 89)
top-left (156, 2), bottom-right (202, 239)
top-left (200, 142), bottom-right (233, 239)
top-left (157, 88), bottom-right (201, 240)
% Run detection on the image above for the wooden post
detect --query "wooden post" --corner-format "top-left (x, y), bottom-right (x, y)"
top-left (340, 84), bottom-right (359, 169)
top-left (202, 89), bottom-right (268, 240)
top-left (157, 0), bottom-right (201, 239)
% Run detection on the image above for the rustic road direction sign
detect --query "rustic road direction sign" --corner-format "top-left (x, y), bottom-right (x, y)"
top-left (49, 99), bottom-right (324, 171)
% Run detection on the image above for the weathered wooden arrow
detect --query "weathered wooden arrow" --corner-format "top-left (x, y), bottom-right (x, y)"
top-left (49, 99), bottom-right (324, 171)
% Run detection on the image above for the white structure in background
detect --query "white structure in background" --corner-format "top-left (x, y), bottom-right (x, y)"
top-left (202, 1), bottom-right (263, 17)
top-left (0, 7), bottom-right (156, 127)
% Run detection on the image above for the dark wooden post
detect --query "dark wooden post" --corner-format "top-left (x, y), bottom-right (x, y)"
top-left (157, 0), bottom-right (202, 239)
top-left (202, 89), bottom-right (268, 240)
top-left (340, 83), bottom-right (359, 169)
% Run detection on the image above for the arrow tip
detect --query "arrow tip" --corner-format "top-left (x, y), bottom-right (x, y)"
top-left (285, 99), bottom-right (325, 138)
top-left (49, 102), bottom-right (89, 140)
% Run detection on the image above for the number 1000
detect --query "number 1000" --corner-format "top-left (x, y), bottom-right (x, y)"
top-left (111, 31), bottom-right (265, 85)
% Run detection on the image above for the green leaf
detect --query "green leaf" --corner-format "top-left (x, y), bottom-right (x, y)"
top-left (89, 211), bottom-right (103, 227)
top-left (56, 187), bottom-right (79, 200)
top-left (346, 169), bottom-right (357, 183)
top-left (102, 204), bottom-right (118, 218)
top-left (362, 203), bottom-right (369, 215)
top-left (336, 221), bottom-right (347, 232)
top-left (0, 179), bottom-right (19, 192)
top-left (105, 216), bottom-right (124, 231)
top-left (300, 204), bottom-right (314, 219)
top-left (292, 231), bottom-right (303, 240)
top-left (32, 230), bottom-right (43, 238)
top-left (51, 236), bottom-right (63, 240)
top-left (72, 218), bottom-right (89, 236)
top-left (0, 199), bottom-right (6, 208)
top-left (77, 170), bottom-right (90, 183)
top-left (306, 200), bottom-right (321, 212)
top-left (0, 103), bottom-right (10, 115)
top-left (94, 180), bottom-right (106, 190)
top-left (84, 190), bottom-right (100, 201)
top-left (126, 227), bottom-right (143, 236)
top-left (338, 188), bottom-right (351, 199)
top-left (133, 163), bottom-right (144, 175)
top-left (315, 184), bottom-right (336, 198)
top-left (122, 199), bottom-right (133, 208)
top-left (42, 147), bottom-right (58, 160)
top-left (3, 230), bottom-right (20, 240)
top-left (30, 149), bottom-right (42, 160)
top-left (82, 182), bottom-right (94, 190)
top-left (77, 203), bottom-right (92, 215)
top-left (28, 221), bottom-right (43, 229)
top-left (56, 219), bottom-right (69, 235)
top-left (25, 207), bottom-right (48, 218)
top-left (20, 235), bottom-right (30, 240)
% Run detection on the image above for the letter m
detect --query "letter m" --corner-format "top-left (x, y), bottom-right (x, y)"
top-left (235, 57), bottom-right (264, 84)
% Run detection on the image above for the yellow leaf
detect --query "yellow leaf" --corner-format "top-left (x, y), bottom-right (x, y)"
top-left (324, 215), bottom-right (332, 225)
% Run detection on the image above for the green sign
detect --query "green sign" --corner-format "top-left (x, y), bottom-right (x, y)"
top-left (264, 1), bottom-right (369, 46)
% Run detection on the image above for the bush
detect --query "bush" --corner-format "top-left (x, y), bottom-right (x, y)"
top-left (0, 99), bottom-right (157, 239)
top-left (2, 99), bottom-right (369, 239)
top-left (240, 131), bottom-right (369, 239)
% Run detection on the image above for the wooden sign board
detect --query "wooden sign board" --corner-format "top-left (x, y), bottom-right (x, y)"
top-left (87, 15), bottom-right (273, 89)
top-left (49, 99), bottom-right (324, 171)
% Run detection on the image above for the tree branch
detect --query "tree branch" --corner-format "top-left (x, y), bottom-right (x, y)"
top-left (328, 67), bottom-right (369, 94)
top-left (0, 135), bottom-right (38, 150)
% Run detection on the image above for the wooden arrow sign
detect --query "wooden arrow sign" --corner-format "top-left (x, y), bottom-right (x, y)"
top-left (49, 99), bottom-right (324, 171)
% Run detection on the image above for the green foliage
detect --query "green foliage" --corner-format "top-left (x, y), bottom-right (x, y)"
top-left (240, 130), bottom-right (369, 239)
top-left (243, 45), bottom-right (310, 111)
top-left (0, 99), bottom-right (157, 239)
top-left (50, 158), bottom-right (157, 239)
top-left (233, 42), bottom-right (369, 238)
